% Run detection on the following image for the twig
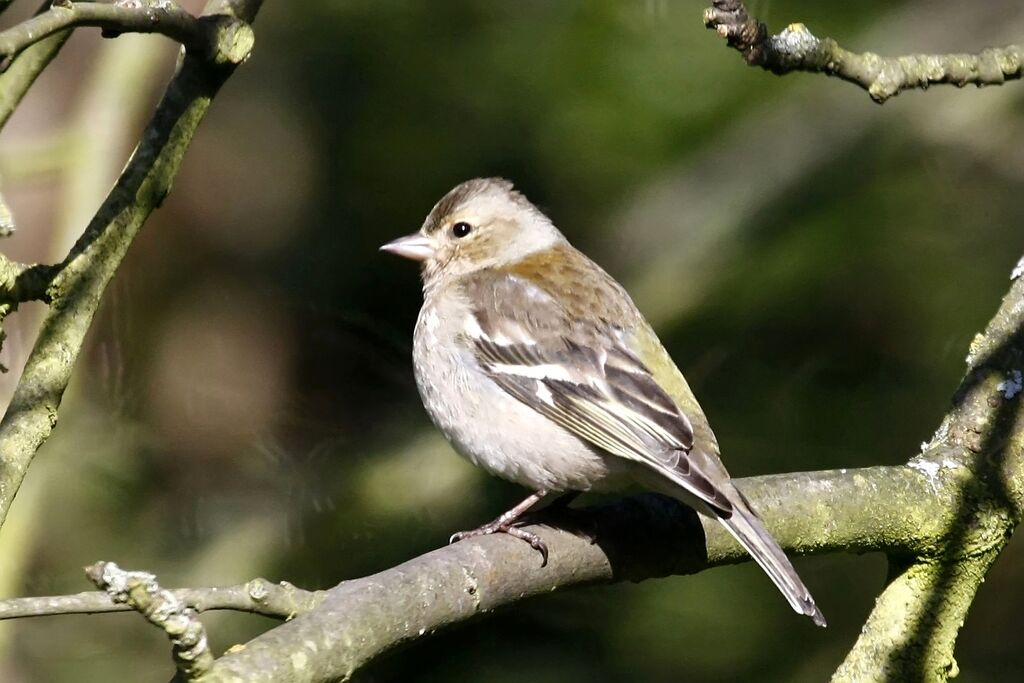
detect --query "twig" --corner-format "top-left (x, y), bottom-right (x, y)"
top-left (0, 254), bottom-right (57, 304)
top-left (0, 578), bottom-right (323, 620)
top-left (703, 0), bottom-right (1024, 102)
top-left (86, 562), bottom-right (215, 681)
top-left (0, 2), bottom-right (74, 130)
top-left (0, 1), bottom-right (205, 71)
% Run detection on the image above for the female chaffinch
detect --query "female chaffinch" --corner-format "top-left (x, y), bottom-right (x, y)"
top-left (382, 178), bottom-right (825, 627)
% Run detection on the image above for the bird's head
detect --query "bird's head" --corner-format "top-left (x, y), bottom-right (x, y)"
top-left (381, 178), bottom-right (564, 286)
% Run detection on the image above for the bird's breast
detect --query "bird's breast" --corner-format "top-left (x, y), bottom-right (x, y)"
top-left (412, 294), bottom-right (630, 492)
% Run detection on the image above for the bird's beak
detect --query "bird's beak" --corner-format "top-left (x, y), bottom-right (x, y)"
top-left (379, 232), bottom-right (435, 262)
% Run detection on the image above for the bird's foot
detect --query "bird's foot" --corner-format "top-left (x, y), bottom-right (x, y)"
top-left (449, 522), bottom-right (549, 566)
top-left (449, 491), bottom-right (551, 565)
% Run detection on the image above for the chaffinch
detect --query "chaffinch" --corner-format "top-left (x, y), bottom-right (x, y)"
top-left (382, 178), bottom-right (825, 627)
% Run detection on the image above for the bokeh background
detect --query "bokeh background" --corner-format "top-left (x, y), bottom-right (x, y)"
top-left (1, 0), bottom-right (1023, 680)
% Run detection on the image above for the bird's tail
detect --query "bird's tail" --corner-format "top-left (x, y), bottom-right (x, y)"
top-left (718, 501), bottom-right (826, 627)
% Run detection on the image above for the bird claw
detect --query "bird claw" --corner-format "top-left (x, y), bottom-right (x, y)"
top-left (449, 523), bottom-right (549, 567)
top-left (505, 526), bottom-right (549, 567)
top-left (448, 529), bottom-right (475, 544)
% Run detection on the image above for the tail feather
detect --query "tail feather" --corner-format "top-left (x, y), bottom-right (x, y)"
top-left (719, 504), bottom-right (826, 627)
top-left (635, 452), bottom-right (825, 626)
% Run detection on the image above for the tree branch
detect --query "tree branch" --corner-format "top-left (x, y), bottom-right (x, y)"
top-left (0, 1), bottom-right (205, 70)
top-left (832, 265), bottom-right (1024, 680)
top-left (0, 252), bottom-right (60, 372)
top-left (86, 561), bottom-right (216, 681)
top-left (192, 255), bottom-right (1024, 682)
top-left (191, 469), bottom-right (948, 681)
top-left (0, 254), bottom-right (59, 304)
top-left (703, 0), bottom-right (1024, 102)
top-left (0, 465), bottom-right (977, 681)
top-left (0, 0), bottom-right (258, 527)
top-left (0, 577), bottom-right (323, 620)
top-left (0, 2), bottom-right (74, 130)
top-left (0, 2), bottom-right (1016, 680)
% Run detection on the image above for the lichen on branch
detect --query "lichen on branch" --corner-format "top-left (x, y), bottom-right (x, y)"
top-left (703, 0), bottom-right (1024, 102)
top-left (86, 561), bottom-right (215, 681)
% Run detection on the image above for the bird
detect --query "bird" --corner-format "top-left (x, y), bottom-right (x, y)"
top-left (381, 177), bottom-right (825, 627)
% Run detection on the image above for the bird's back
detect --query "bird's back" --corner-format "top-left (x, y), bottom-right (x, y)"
top-left (500, 243), bottom-right (725, 461)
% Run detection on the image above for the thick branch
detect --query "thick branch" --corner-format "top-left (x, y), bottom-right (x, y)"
top-left (0, 578), bottom-right (323, 621)
top-left (0, 1), bottom-right (205, 69)
top-left (197, 257), bottom-right (1024, 682)
top-left (0, 0), bottom-right (257, 527)
top-left (832, 265), bottom-right (1024, 681)
top-left (703, 0), bottom-right (1023, 102)
top-left (195, 465), bottom-right (966, 682)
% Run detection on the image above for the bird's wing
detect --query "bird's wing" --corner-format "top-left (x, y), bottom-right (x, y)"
top-left (463, 270), bottom-right (733, 515)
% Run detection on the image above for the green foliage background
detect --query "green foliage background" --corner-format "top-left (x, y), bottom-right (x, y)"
top-left (1, 1), bottom-right (1023, 680)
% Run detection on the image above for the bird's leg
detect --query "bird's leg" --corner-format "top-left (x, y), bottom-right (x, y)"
top-left (450, 490), bottom-right (550, 565)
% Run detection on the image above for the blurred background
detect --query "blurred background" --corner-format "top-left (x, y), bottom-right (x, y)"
top-left (0, 0), bottom-right (1022, 680)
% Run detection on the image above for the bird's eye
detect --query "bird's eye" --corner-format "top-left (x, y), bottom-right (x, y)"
top-left (451, 222), bottom-right (472, 238)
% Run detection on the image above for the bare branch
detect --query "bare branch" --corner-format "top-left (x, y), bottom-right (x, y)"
top-left (0, 578), bottom-right (323, 621)
top-left (194, 468), bottom-right (937, 681)
top-left (0, 1), bottom-right (205, 70)
top-left (0, 2), bottom-right (1015, 680)
top-left (0, 253), bottom-right (57, 372)
top-left (0, 0), bottom-right (259, 528)
top-left (0, 2), bottom-right (74, 130)
top-left (831, 262), bottom-right (1024, 681)
top-left (703, 0), bottom-right (1024, 102)
top-left (86, 561), bottom-right (215, 681)
top-left (190, 254), bottom-right (1024, 682)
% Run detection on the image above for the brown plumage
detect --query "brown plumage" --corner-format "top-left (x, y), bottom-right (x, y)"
top-left (382, 178), bottom-right (826, 627)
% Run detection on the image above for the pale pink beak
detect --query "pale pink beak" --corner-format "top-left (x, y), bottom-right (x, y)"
top-left (380, 232), bottom-right (435, 262)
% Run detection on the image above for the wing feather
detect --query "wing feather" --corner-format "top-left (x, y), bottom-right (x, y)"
top-left (463, 271), bottom-right (732, 515)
